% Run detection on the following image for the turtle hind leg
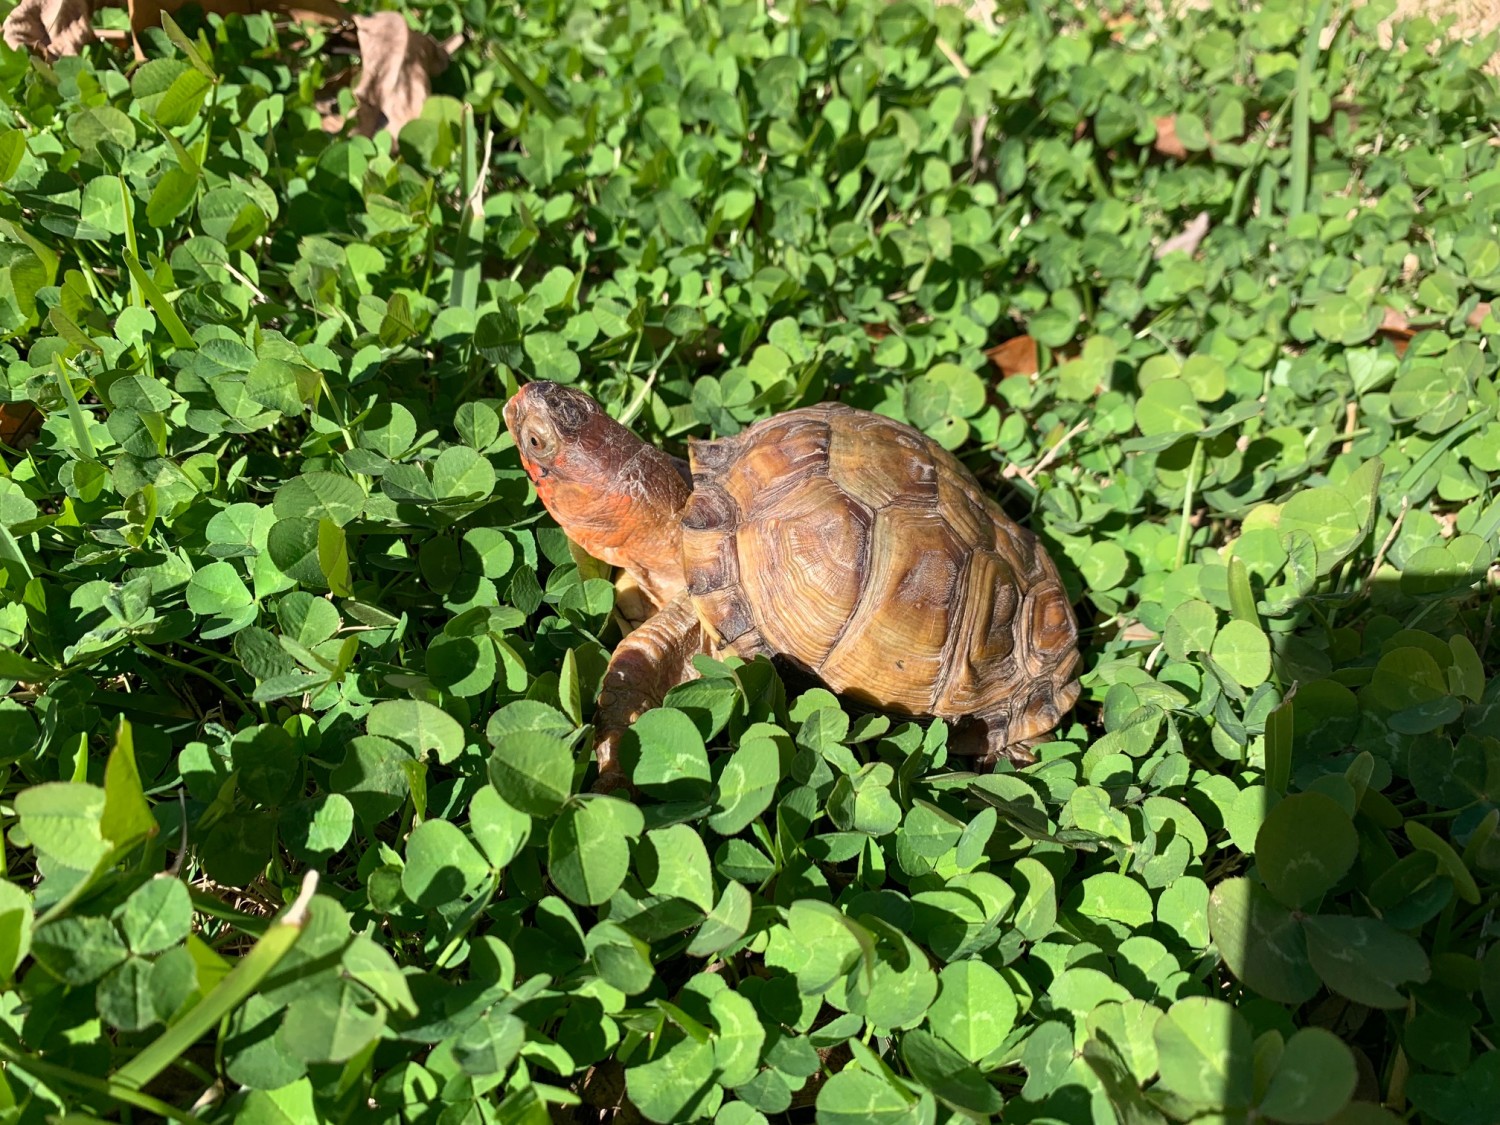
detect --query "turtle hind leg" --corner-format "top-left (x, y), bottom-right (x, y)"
top-left (593, 592), bottom-right (707, 789)
top-left (972, 710), bottom-right (1044, 768)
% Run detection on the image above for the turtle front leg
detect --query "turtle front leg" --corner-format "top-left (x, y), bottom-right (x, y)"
top-left (594, 592), bottom-right (707, 787)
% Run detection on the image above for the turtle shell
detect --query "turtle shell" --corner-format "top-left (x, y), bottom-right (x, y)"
top-left (678, 403), bottom-right (1080, 749)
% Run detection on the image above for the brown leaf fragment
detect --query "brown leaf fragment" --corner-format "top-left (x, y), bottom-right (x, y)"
top-left (985, 335), bottom-right (1039, 379)
top-left (1468, 301), bottom-right (1493, 329)
top-left (0, 401), bottom-right (43, 447)
top-left (350, 11), bottom-right (451, 144)
top-left (1155, 211), bottom-right (1211, 260)
top-left (1153, 115), bottom-right (1188, 159)
top-left (3, 0), bottom-right (95, 60)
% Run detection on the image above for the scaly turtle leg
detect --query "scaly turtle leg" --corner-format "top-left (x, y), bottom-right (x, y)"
top-left (593, 592), bottom-right (707, 787)
top-left (977, 710), bottom-right (1039, 767)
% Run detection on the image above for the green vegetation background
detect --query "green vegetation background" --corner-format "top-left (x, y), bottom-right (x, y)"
top-left (0, 0), bottom-right (1497, 1121)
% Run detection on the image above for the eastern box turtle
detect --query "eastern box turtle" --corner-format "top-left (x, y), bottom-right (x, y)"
top-left (504, 382), bottom-right (1080, 781)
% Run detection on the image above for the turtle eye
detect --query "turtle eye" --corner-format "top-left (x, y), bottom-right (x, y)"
top-left (524, 426), bottom-right (556, 459)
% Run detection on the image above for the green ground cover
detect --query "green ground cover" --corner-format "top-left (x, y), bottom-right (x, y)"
top-left (0, 0), bottom-right (1498, 1120)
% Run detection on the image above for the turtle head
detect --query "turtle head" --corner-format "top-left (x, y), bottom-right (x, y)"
top-left (503, 381), bottom-right (605, 485)
top-left (504, 382), bottom-right (690, 606)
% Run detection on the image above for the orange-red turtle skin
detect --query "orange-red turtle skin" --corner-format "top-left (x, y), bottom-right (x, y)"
top-left (504, 382), bottom-right (1080, 781)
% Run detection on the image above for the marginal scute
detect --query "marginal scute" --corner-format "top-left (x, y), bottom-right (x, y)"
top-left (687, 435), bottom-right (739, 481)
top-left (681, 524), bottom-right (737, 595)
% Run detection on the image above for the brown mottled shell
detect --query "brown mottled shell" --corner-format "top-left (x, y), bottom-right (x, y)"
top-left (679, 403), bottom-right (1080, 751)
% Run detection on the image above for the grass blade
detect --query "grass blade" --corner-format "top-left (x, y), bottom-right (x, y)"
top-left (112, 871), bottom-right (320, 1092)
top-left (123, 251), bottom-right (196, 350)
top-left (1287, 0), bottom-right (1333, 218)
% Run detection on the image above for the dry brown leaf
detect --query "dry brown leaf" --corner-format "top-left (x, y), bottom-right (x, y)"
top-left (1153, 115), bottom-right (1188, 160)
top-left (985, 335), bottom-right (1039, 379)
top-left (2, 0), bottom-right (96, 60)
top-left (1155, 211), bottom-right (1211, 260)
top-left (0, 402), bottom-right (42, 447)
top-left (350, 11), bottom-right (451, 144)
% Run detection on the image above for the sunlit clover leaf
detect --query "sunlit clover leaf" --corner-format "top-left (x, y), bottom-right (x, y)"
top-left (0, 880), bottom-right (33, 983)
top-left (1255, 792), bottom-right (1358, 909)
top-left (280, 980), bottom-right (387, 1065)
top-left (117, 876), bottom-right (191, 956)
top-left (641, 824), bottom-right (714, 911)
top-left (827, 762), bottom-right (902, 837)
top-left (432, 447), bottom-right (496, 502)
top-left (1086, 999), bottom-right (1161, 1084)
top-left (549, 795), bottom-right (644, 906)
top-left (468, 784), bottom-right (530, 870)
top-left (1210, 619), bottom-right (1271, 688)
top-left (707, 728), bottom-right (782, 836)
top-left (814, 1067), bottom-right (921, 1125)
top-left (487, 700), bottom-right (579, 817)
top-left (31, 914), bottom-right (129, 985)
top-left (621, 708), bottom-right (711, 801)
top-left (625, 1033), bottom-right (720, 1123)
top-left (266, 517), bottom-right (324, 587)
top-left (1309, 293), bottom-right (1382, 345)
top-left (369, 698), bottom-right (465, 765)
top-left (186, 561), bottom-right (256, 637)
top-left (341, 935), bottom-right (417, 1018)
top-left (1247, 487), bottom-right (1365, 578)
top-left (13, 782), bottom-right (109, 872)
top-left (786, 899), bottom-right (870, 995)
top-left (1134, 378), bottom-right (1201, 437)
top-left (281, 794), bottom-right (355, 865)
top-left (1020, 1019), bottom-right (1075, 1100)
top-left (1074, 872), bottom-right (1154, 928)
top-left (273, 472), bottom-right (364, 527)
top-left (1153, 997), bottom-right (1253, 1111)
top-left (848, 928), bottom-right (937, 1032)
top-left (683, 974), bottom-right (764, 1088)
top-left (402, 819), bottom-right (491, 908)
top-left (926, 959), bottom-right (1017, 1062)
top-left (686, 880), bottom-right (752, 958)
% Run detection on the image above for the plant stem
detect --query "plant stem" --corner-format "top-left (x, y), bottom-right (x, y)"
top-left (1174, 439), bottom-right (1205, 570)
top-left (133, 643), bottom-right (255, 718)
top-left (113, 871), bottom-right (319, 1092)
top-left (0, 1043), bottom-right (196, 1123)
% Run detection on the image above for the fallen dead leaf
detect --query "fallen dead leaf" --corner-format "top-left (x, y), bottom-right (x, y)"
top-left (350, 11), bottom-right (452, 143)
top-left (2, 0), bottom-right (95, 60)
top-left (1155, 210), bottom-right (1211, 259)
top-left (985, 335), bottom-right (1039, 379)
top-left (0, 402), bottom-right (42, 447)
top-left (1153, 115), bottom-right (1188, 160)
